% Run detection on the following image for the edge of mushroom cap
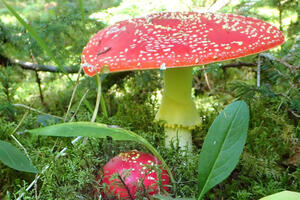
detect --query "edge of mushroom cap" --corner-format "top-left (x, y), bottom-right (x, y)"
top-left (81, 12), bottom-right (285, 76)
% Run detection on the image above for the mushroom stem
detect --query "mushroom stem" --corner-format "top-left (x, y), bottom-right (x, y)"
top-left (155, 67), bottom-right (201, 150)
top-left (165, 127), bottom-right (193, 151)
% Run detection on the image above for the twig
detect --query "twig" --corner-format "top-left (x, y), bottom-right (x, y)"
top-left (64, 65), bottom-right (83, 122)
top-left (30, 49), bottom-right (45, 106)
top-left (13, 104), bottom-right (64, 120)
top-left (290, 110), bottom-right (300, 118)
top-left (202, 65), bottom-right (212, 90)
top-left (10, 110), bottom-right (31, 161)
top-left (221, 62), bottom-right (256, 69)
top-left (70, 89), bottom-right (90, 122)
top-left (118, 173), bottom-right (134, 200)
top-left (0, 53), bottom-right (79, 73)
top-left (11, 134), bottom-right (31, 161)
top-left (257, 55), bottom-right (261, 88)
top-left (34, 71), bottom-right (45, 105)
top-left (34, 174), bottom-right (38, 200)
top-left (17, 174), bottom-right (41, 200)
top-left (12, 59), bottom-right (79, 73)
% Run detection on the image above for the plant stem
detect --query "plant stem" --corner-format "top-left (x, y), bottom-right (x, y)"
top-left (64, 66), bottom-right (83, 122)
top-left (91, 74), bottom-right (101, 122)
top-left (118, 173), bottom-right (134, 200)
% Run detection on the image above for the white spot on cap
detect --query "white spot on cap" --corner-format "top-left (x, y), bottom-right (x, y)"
top-left (82, 63), bottom-right (96, 73)
top-left (232, 41), bottom-right (243, 46)
top-left (160, 63), bottom-right (166, 70)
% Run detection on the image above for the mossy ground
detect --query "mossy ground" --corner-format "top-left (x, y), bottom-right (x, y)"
top-left (0, 67), bottom-right (299, 200)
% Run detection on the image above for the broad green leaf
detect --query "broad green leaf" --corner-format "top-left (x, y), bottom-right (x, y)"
top-left (260, 191), bottom-right (300, 200)
top-left (30, 122), bottom-right (141, 140)
top-left (198, 101), bottom-right (249, 199)
top-left (0, 140), bottom-right (38, 173)
top-left (29, 122), bottom-right (175, 185)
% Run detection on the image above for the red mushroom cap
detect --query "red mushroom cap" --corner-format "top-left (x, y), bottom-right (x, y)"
top-left (98, 151), bottom-right (170, 199)
top-left (82, 12), bottom-right (284, 76)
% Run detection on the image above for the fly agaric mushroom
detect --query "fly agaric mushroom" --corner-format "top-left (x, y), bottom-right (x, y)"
top-left (98, 151), bottom-right (170, 199)
top-left (81, 12), bottom-right (284, 150)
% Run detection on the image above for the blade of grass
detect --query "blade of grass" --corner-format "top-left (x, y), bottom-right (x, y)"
top-left (100, 93), bottom-right (108, 118)
top-left (91, 74), bottom-right (102, 122)
top-left (64, 66), bottom-right (83, 122)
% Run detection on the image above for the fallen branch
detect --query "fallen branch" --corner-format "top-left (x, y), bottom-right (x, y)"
top-left (4, 53), bottom-right (297, 75)
top-left (12, 59), bottom-right (79, 73)
top-left (221, 62), bottom-right (256, 69)
top-left (0, 53), bottom-right (79, 73)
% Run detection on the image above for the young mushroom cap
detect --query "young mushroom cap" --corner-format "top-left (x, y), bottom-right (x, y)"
top-left (82, 12), bottom-right (284, 150)
top-left (81, 12), bottom-right (284, 75)
top-left (98, 151), bottom-right (170, 199)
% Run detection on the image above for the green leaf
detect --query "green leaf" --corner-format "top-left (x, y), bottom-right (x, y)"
top-left (198, 101), bottom-right (249, 199)
top-left (0, 140), bottom-right (38, 173)
top-left (30, 122), bottom-right (139, 140)
top-left (260, 191), bottom-right (300, 200)
top-left (29, 122), bottom-right (175, 185)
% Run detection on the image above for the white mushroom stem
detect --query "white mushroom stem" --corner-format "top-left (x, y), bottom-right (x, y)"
top-left (165, 127), bottom-right (193, 151)
top-left (155, 67), bottom-right (201, 150)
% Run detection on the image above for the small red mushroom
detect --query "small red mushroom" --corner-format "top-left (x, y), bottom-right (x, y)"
top-left (97, 151), bottom-right (170, 199)
top-left (82, 12), bottom-right (284, 151)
